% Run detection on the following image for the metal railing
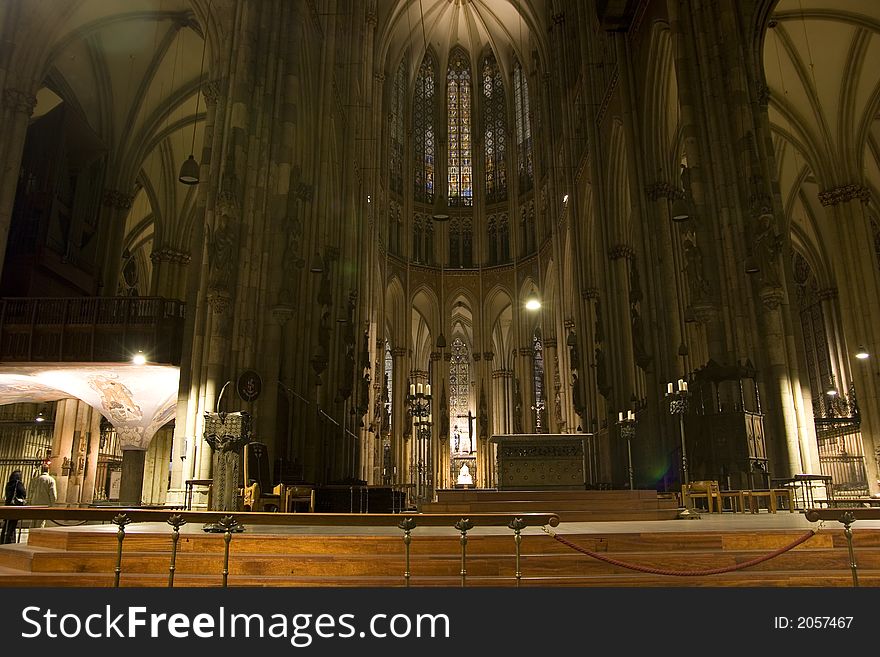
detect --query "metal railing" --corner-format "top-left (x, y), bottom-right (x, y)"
top-left (0, 507), bottom-right (559, 588)
top-left (804, 507), bottom-right (880, 587)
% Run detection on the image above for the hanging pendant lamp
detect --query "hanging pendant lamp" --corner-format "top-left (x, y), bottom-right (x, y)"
top-left (179, 7), bottom-right (209, 185)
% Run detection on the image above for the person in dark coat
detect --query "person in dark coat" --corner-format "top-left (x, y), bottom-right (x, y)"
top-left (2, 470), bottom-right (27, 544)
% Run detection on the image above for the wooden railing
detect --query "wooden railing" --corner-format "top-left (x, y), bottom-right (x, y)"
top-left (0, 507), bottom-right (559, 588)
top-left (0, 297), bottom-right (185, 364)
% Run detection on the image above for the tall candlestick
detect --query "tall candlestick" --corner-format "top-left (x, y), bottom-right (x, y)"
top-left (667, 382), bottom-right (673, 394)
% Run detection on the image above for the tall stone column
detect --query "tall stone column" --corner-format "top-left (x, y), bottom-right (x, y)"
top-left (100, 190), bottom-right (135, 293)
top-left (150, 247), bottom-right (191, 300)
top-left (819, 185), bottom-right (880, 493)
top-left (0, 87), bottom-right (36, 273)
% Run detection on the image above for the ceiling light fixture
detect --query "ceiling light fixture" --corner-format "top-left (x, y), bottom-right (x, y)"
top-left (179, 5), bottom-right (210, 185)
top-left (855, 345), bottom-right (869, 360)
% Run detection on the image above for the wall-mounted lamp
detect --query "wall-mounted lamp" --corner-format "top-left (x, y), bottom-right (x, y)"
top-left (309, 251), bottom-right (324, 273)
top-left (744, 256), bottom-right (760, 274)
top-left (132, 350), bottom-right (147, 365)
top-left (855, 345), bottom-right (869, 360)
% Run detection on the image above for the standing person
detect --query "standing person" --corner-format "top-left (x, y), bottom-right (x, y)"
top-left (29, 465), bottom-right (57, 528)
top-left (3, 470), bottom-right (27, 544)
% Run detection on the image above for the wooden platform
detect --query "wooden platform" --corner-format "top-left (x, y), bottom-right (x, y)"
top-left (1, 520), bottom-right (878, 587)
top-left (420, 489), bottom-right (682, 521)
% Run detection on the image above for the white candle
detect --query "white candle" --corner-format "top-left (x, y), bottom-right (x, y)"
top-left (410, 384), bottom-right (415, 396)
top-left (681, 381), bottom-right (688, 391)
top-left (667, 383), bottom-right (673, 394)
top-left (417, 383), bottom-right (423, 394)
top-left (618, 412), bottom-right (624, 422)
top-left (428, 413), bottom-right (432, 424)
top-left (628, 410), bottom-right (635, 421)
top-left (425, 384), bottom-right (431, 396)
top-left (678, 379), bottom-right (684, 391)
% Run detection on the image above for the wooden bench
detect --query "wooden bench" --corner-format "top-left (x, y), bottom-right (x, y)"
top-left (742, 488), bottom-right (795, 513)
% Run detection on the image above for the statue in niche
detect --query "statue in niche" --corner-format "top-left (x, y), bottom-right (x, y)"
top-left (208, 212), bottom-right (236, 292)
top-left (631, 306), bottom-right (652, 370)
top-left (278, 212), bottom-right (304, 304)
top-left (456, 462), bottom-right (473, 486)
top-left (682, 231), bottom-right (711, 301)
top-left (753, 213), bottom-right (784, 288)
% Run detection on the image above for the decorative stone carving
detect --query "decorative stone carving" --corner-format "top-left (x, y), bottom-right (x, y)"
top-left (645, 181), bottom-right (679, 201)
top-left (103, 189), bottom-right (134, 210)
top-left (479, 386), bottom-right (488, 438)
top-left (513, 378), bottom-right (524, 434)
top-left (482, 351), bottom-right (494, 361)
top-left (202, 78), bottom-right (225, 106)
top-left (608, 244), bottom-right (635, 261)
top-left (207, 290), bottom-right (232, 315)
top-left (818, 184), bottom-right (870, 207)
top-left (150, 247), bottom-right (191, 265)
top-left (2, 88), bottom-right (37, 115)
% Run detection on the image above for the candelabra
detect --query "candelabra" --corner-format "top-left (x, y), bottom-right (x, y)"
top-left (616, 410), bottom-right (637, 490)
top-left (407, 383), bottom-right (433, 506)
top-left (665, 378), bottom-right (700, 519)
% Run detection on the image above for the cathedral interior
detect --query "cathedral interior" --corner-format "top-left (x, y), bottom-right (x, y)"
top-left (0, 0), bottom-right (879, 514)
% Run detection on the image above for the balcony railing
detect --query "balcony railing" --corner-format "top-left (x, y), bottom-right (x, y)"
top-left (0, 297), bottom-right (185, 365)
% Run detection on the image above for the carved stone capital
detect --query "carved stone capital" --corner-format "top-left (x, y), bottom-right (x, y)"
top-left (608, 244), bottom-right (635, 261)
top-left (483, 351), bottom-right (494, 361)
top-left (429, 351), bottom-right (442, 361)
top-left (692, 301), bottom-right (719, 324)
top-left (756, 84), bottom-right (771, 107)
top-left (518, 347), bottom-right (534, 357)
top-left (645, 182), bottom-right (679, 201)
top-left (563, 317), bottom-right (576, 329)
top-left (817, 287), bottom-right (838, 301)
top-left (207, 290), bottom-right (232, 315)
top-left (202, 78), bottom-right (225, 106)
top-left (759, 285), bottom-right (785, 311)
top-left (818, 184), bottom-right (870, 206)
top-left (391, 348), bottom-right (408, 358)
top-left (150, 247), bottom-right (191, 265)
top-left (2, 88), bottom-right (37, 115)
top-left (582, 287), bottom-right (600, 300)
top-left (103, 189), bottom-right (134, 210)
top-left (492, 369), bottom-right (514, 379)
top-left (543, 338), bottom-right (558, 349)
top-left (271, 304), bottom-right (295, 325)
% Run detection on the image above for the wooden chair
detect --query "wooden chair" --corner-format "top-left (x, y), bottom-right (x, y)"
top-left (284, 485), bottom-right (316, 513)
top-left (718, 489), bottom-right (746, 513)
top-left (242, 441), bottom-right (283, 512)
top-left (684, 480), bottom-right (721, 513)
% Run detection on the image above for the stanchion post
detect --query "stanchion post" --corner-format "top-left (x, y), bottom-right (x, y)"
top-left (508, 517), bottom-right (526, 587)
top-left (398, 516), bottom-right (417, 587)
top-left (218, 515), bottom-right (243, 587)
top-left (111, 513), bottom-right (132, 588)
top-left (167, 514), bottom-right (187, 587)
top-left (455, 518), bottom-right (474, 587)
top-left (841, 511), bottom-right (859, 587)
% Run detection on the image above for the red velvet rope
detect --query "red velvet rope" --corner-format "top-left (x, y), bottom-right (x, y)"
top-left (548, 529), bottom-right (817, 576)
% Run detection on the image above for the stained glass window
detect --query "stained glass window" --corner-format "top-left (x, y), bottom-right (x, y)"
top-left (482, 52), bottom-right (507, 203)
top-left (514, 59), bottom-right (533, 192)
top-left (414, 53), bottom-right (436, 203)
top-left (450, 337), bottom-right (471, 451)
top-left (447, 49), bottom-right (473, 207)
top-left (390, 59), bottom-right (406, 195)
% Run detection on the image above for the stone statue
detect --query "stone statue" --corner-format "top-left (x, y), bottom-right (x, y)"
top-left (753, 213), bottom-right (783, 288)
top-left (682, 232), bottom-right (710, 300)
top-left (513, 378), bottom-right (524, 434)
top-left (208, 213), bottom-right (236, 292)
top-left (456, 462), bottom-right (473, 486)
top-left (595, 347), bottom-right (611, 398)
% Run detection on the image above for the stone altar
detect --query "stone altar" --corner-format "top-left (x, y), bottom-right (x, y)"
top-left (490, 434), bottom-right (589, 490)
